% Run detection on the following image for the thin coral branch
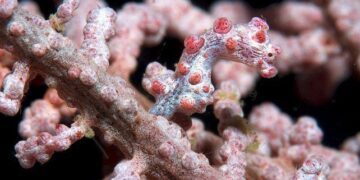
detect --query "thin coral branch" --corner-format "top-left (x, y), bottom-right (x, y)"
top-left (79, 7), bottom-right (116, 71)
top-left (18, 88), bottom-right (76, 139)
top-left (15, 119), bottom-right (89, 168)
top-left (64, 0), bottom-right (104, 47)
top-left (270, 29), bottom-right (341, 74)
top-left (109, 3), bottom-right (167, 79)
top-left (0, 64), bottom-right (10, 87)
top-left (19, 99), bottom-right (61, 138)
top-left (49, 0), bottom-right (79, 32)
top-left (342, 132), bottom-right (360, 155)
top-left (0, 60), bottom-right (33, 115)
top-left (146, 0), bottom-right (214, 38)
top-left (263, 2), bottom-right (325, 34)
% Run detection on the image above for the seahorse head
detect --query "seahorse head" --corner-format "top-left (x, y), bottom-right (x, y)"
top-left (214, 17), bottom-right (280, 78)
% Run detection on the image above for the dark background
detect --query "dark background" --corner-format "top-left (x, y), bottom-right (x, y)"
top-left (1, 0), bottom-right (359, 179)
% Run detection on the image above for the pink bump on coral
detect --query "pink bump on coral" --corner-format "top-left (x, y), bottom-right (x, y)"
top-left (181, 152), bottom-right (201, 170)
top-left (8, 21), bottom-right (25, 37)
top-left (293, 155), bottom-right (329, 180)
top-left (67, 67), bottom-right (81, 79)
top-left (151, 80), bottom-right (166, 95)
top-left (288, 116), bottom-right (323, 145)
top-left (100, 86), bottom-right (118, 103)
top-left (158, 141), bottom-right (175, 158)
top-left (0, 0), bottom-right (18, 19)
top-left (31, 43), bottom-right (47, 57)
top-left (79, 68), bottom-right (97, 86)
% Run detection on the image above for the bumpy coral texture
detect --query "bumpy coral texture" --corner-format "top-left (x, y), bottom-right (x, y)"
top-left (1, 0), bottom-right (360, 179)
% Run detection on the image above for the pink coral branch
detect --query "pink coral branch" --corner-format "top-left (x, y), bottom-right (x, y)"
top-left (270, 29), bottom-right (341, 74)
top-left (19, 99), bottom-right (61, 138)
top-left (0, 64), bottom-right (10, 87)
top-left (49, 0), bottom-right (79, 29)
top-left (246, 154), bottom-right (293, 179)
top-left (109, 3), bottom-right (167, 79)
top-left (146, 0), bottom-right (213, 39)
top-left (286, 116), bottom-right (324, 146)
top-left (293, 155), bottom-right (330, 179)
top-left (0, 0), bottom-right (18, 19)
top-left (264, 2), bottom-right (325, 34)
top-left (15, 120), bottom-right (89, 168)
top-left (218, 127), bottom-right (247, 179)
top-left (249, 103), bottom-right (360, 179)
top-left (111, 155), bottom-right (147, 179)
top-left (295, 53), bottom-right (350, 105)
top-left (342, 132), bottom-right (360, 155)
top-left (65, 0), bottom-right (104, 47)
top-left (79, 7), bottom-right (116, 71)
top-left (19, 0), bottom-right (42, 16)
top-left (324, 0), bottom-right (360, 73)
top-left (0, 60), bottom-right (33, 115)
top-left (249, 102), bottom-right (293, 153)
top-left (19, 88), bottom-right (76, 139)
